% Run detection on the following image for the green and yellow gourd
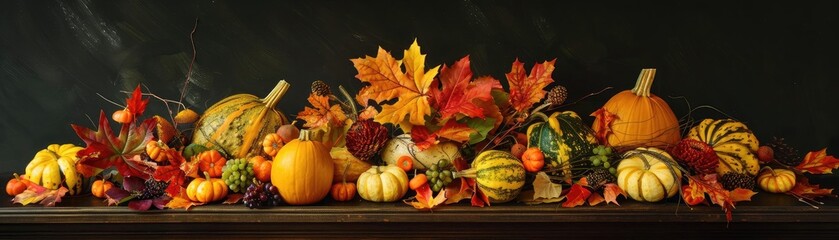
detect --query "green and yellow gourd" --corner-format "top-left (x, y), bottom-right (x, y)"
top-left (457, 150), bottom-right (525, 203)
top-left (526, 111), bottom-right (598, 179)
top-left (686, 119), bottom-right (760, 176)
top-left (193, 81), bottom-right (290, 159)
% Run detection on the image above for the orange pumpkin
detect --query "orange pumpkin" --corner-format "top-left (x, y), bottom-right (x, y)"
top-left (6, 174), bottom-right (30, 196)
top-left (91, 179), bottom-right (114, 198)
top-left (271, 129), bottom-right (334, 205)
top-left (330, 182), bottom-right (356, 202)
top-left (250, 156), bottom-right (273, 183)
top-left (198, 150), bottom-right (227, 178)
top-left (145, 140), bottom-right (170, 162)
top-left (187, 172), bottom-right (229, 203)
top-left (262, 133), bottom-right (284, 157)
top-left (521, 148), bottom-right (545, 173)
top-left (111, 109), bottom-right (133, 123)
top-left (592, 69), bottom-right (680, 150)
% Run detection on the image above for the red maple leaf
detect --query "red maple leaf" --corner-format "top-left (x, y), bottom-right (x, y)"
top-left (505, 59), bottom-right (556, 113)
top-left (12, 181), bottom-right (69, 207)
top-left (444, 178), bottom-right (473, 205)
top-left (410, 125), bottom-right (438, 151)
top-left (681, 180), bottom-right (708, 206)
top-left (562, 183), bottom-right (592, 208)
top-left (411, 121), bottom-right (475, 151)
top-left (73, 111), bottom-right (157, 178)
top-left (591, 108), bottom-right (618, 145)
top-left (796, 148), bottom-right (839, 174)
top-left (153, 149), bottom-right (187, 196)
top-left (602, 183), bottom-right (626, 206)
top-left (126, 85), bottom-right (149, 118)
top-left (429, 56), bottom-right (496, 121)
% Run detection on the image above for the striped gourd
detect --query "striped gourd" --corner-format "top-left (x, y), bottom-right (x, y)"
top-left (458, 150), bottom-right (525, 203)
top-left (193, 81), bottom-right (290, 159)
top-left (526, 111), bottom-right (598, 179)
top-left (686, 119), bottom-right (759, 176)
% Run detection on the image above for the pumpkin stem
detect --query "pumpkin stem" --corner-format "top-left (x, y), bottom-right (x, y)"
top-left (298, 129), bottom-right (312, 142)
top-left (203, 171), bottom-right (212, 181)
top-left (263, 80), bottom-right (290, 108)
top-left (630, 68), bottom-right (656, 98)
top-left (13, 173), bottom-right (20, 180)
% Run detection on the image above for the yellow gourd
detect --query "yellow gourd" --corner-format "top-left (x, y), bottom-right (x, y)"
top-left (757, 168), bottom-right (796, 193)
top-left (24, 144), bottom-right (84, 195)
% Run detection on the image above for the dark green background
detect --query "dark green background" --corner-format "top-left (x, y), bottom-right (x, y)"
top-left (1, 1), bottom-right (837, 184)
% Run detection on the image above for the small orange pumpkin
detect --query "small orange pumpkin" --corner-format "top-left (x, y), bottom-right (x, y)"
top-left (187, 171), bottom-right (229, 203)
top-left (146, 140), bottom-right (170, 162)
top-left (521, 147), bottom-right (545, 173)
top-left (262, 133), bottom-right (284, 157)
top-left (592, 69), bottom-right (681, 150)
top-left (91, 179), bottom-right (114, 198)
top-left (6, 173), bottom-right (30, 196)
top-left (250, 156), bottom-right (273, 183)
top-left (198, 150), bottom-right (227, 178)
top-left (112, 109), bottom-right (133, 124)
top-left (330, 182), bottom-right (356, 202)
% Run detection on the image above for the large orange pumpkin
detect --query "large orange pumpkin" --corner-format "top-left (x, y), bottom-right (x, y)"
top-left (271, 129), bottom-right (334, 205)
top-left (592, 69), bottom-right (680, 150)
top-left (192, 81), bottom-right (290, 159)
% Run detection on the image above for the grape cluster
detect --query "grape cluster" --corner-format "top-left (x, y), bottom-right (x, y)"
top-left (589, 145), bottom-right (617, 175)
top-left (425, 159), bottom-right (454, 192)
top-left (137, 179), bottom-right (168, 200)
top-left (222, 158), bottom-right (255, 193)
top-left (243, 181), bottom-right (282, 208)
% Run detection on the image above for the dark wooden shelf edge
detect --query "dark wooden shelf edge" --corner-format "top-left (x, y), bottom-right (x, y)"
top-left (2, 205), bottom-right (838, 224)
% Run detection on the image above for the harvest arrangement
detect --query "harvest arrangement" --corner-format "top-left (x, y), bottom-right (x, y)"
top-left (6, 40), bottom-right (838, 223)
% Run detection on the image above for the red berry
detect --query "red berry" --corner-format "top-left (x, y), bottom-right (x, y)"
top-left (757, 146), bottom-right (774, 163)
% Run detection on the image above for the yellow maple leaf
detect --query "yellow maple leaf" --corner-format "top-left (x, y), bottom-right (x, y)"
top-left (351, 39), bottom-right (439, 128)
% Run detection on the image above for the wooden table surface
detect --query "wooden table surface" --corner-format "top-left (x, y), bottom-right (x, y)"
top-left (2, 190), bottom-right (839, 238)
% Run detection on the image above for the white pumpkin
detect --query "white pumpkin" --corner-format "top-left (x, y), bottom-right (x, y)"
top-left (357, 165), bottom-right (409, 202)
top-left (616, 147), bottom-right (682, 202)
top-left (381, 134), bottom-right (461, 170)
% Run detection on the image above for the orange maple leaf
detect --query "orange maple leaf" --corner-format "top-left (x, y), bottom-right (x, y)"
top-left (602, 183), bottom-right (626, 206)
top-left (788, 177), bottom-right (835, 198)
top-left (506, 59), bottom-right (556, 113)
top-left (587, 192), bottom-right (605, 206)
top-left (297, 94), bottom-right (348, 130)
top-left (165, 196), bottom-right (205, 210)
top-left (351, 39), bottom-right (439, 128)
top-left (795, 148), bottom-right (839, 174)
top-left (591, 108), bottom-right (618, 145)
top-left (406, 184), bottom-right (447, 210)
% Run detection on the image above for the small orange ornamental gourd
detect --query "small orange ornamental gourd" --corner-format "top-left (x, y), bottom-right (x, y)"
top-left (198, 150), bottom-right (227, 178)
top-left (757, 167), bottom-right (796, 193)
top-left (187, 172), bottom-right (229, 203)
top-left (592, 69), bottom-right (681, 150)
top-left (111, 109), bottom-right (133, 124)
top-left (262, 133), bottom-right (284, 157)
top-left (272, 129), bottom-right (334, 205)
top-left (249, 156), bottom-right (273, 183)
top-left (6, 174), bottom-right (30, 196)
top-left (145, 140), bottom-right (169, 162)
top-left (91, 179), bottom-right (114, 198)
